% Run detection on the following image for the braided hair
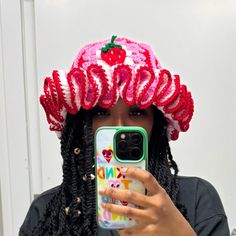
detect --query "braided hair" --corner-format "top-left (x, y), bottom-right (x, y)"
top-left (32, 107), bottom-right (187, 235)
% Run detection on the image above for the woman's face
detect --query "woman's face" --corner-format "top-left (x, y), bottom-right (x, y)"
top-left (92, 99), bottom-right (154, 139)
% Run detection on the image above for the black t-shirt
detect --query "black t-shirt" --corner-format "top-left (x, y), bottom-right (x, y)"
top-left (19, 176), bottom-right (230, 236)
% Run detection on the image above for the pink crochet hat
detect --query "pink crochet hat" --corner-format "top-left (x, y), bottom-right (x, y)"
top-left (40, 36), bottom-right (194, 140)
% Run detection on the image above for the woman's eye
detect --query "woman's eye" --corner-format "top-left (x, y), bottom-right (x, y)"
top-left (129, 109), bottom-right (147, 117)
top-left (96, 111), bottom-right (108, 116)
top-left (92, 108), bottom-right (110, 117)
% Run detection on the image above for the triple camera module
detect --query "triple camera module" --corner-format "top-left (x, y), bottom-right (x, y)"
top-left (116, 131), bottom-right (144, 161)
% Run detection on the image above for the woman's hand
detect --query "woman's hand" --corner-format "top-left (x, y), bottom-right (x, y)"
top-left (99, 167), bottom-right (196, 236)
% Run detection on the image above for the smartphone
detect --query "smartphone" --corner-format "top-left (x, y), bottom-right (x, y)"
top-left (95, 126), bottom-right (148, 229)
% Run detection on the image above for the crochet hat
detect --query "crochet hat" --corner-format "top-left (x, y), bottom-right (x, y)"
top-left (40, 36), bottom-right (194, 140)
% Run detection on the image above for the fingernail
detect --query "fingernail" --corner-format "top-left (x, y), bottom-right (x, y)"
top-left (121, 167), bottom-right (128, 173)
top-left (101, 202), bottom-right (106, 208)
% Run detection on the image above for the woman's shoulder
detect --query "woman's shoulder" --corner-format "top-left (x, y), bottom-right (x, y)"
top-left (177, 176), bottom-right (225, 208)
top-left (31, 185), bottom-right (60, 211)
top-left (176, 176), bottom-right (229, 235)
top-left (34, 185), bottom-right (61, 212)
top-left (35, 185), bottom-right (60, 201)
top-left (19, 186), bottom-right (60, 235)
top-left (177, 175), bottom-right (226, 215)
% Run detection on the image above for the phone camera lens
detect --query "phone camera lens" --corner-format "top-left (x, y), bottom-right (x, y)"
top-left (131, 133), bottom-right (142, 145)
top-left (130, 147), bottom-right (142, 159)
top-left (118, 140), bottom-right (128, 152)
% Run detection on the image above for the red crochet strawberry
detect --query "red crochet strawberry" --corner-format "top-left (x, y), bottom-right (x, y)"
top-left (101, 36), bottom-right (126, 66)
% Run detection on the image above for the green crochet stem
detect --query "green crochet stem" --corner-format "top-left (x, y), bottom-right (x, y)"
top-left (101, 35), bottom-right (122, 52)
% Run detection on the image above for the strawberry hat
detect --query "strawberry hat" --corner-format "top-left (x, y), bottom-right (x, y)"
top-left (40, 36), bottom-right (194, 140)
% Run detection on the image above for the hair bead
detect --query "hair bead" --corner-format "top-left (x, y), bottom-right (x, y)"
top-left (77, 197), bottom-right (81, 204)
top-left (65, 207), bottom-right (70, 215)
top-left (74, 147), bottom-right (81, 155)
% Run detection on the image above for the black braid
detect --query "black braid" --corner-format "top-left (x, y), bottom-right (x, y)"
top-left (81, 112), bottom-right (97, 235)
top-left (32, 110), bottom-right (97, 235)
top-left (32, 107), bottom-right (188, 235)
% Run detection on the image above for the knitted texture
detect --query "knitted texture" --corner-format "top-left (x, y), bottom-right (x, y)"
top-left (40, 36), bottom-right (194, 140)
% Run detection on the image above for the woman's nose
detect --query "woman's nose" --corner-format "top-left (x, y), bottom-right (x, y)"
top-left (113, 116), bottom-right (126, 126)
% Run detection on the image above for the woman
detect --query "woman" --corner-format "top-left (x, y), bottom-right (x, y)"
top-left (19, 36), bottom-right (230, 235)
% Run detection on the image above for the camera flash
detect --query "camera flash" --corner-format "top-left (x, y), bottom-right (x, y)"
top-left (120, 133), bottom-right (126, 139)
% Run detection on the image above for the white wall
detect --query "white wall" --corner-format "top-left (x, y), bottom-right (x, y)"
top-left (0, 0), bottom-right (235, 235)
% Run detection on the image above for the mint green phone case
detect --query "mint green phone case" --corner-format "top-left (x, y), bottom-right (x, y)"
top-left (95, 126), bottom-right (148, 229)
